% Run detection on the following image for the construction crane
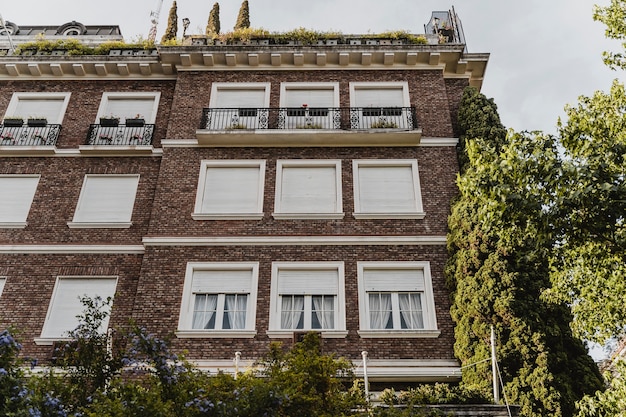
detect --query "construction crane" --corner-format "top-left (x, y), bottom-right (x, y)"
top-left (148, 0), bottom-right (164, 42)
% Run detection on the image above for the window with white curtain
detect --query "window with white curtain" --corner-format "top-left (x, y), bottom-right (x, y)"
top-left (38, 277), bottom-right (117, 343)
top-left (0, 175), bottom-right (40, 228)
top-left (177, 262), bottom-right (259, 338)
top-left (268, 262), bottom-right (346, 337)
top-left (273, 160), bottom-right (343, 219)
top-left (193, 160), bottom-right (266, 220)
top-left (96, 92), bottom-right (160, 123)
top-left (352, 159), bottom-right (425, 219)
top-left (3, 92), bottom-right (71, 124)
top-left (69, 174), bottom-right (140, 228)
top-left (357, 262), bottom-right (439, 338)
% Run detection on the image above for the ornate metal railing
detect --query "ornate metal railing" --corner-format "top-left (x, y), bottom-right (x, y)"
top-left (199, 107), bottom-right (418, 131)
top-left (86, 124), bottom-right (155, 146)
top-left (0, 124), bottom-right (61, 146)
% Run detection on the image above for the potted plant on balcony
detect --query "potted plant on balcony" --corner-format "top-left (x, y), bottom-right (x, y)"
top-left (125, 114), bottom-right (145, 127)
top-left (27, 116), bottom-right (48, 127)
top-left (3, 116), bottom-right (24, 127)
top-left (99, 115), bottom-right (120, 127)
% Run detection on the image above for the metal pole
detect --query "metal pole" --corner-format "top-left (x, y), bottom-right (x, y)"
top-left (491, 326), bottom-right (500, 404)
top-left (361, 351), bottom-right (369, 402)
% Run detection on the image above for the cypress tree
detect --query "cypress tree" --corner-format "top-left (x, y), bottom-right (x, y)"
top-left (446, 87), bottom-right (603, 417)
top-left (160, 1), bottom-right (178, 44)
top-left (206, 2), bottom-right (220, 37)
top-left (234, 0), bottom-right (250, 30)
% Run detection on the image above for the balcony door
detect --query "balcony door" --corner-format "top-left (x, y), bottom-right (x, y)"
top-left (210, 84), bottom-right (270, 130)
top-left (350, 82), bottom-right (409, 129)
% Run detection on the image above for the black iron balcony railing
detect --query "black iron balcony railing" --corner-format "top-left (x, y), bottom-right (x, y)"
top-left (86, 124), bottom-right (156, 146)
top-left (200, 107), bottom-right (418, 131)
top-left (0, 124), bottom-right (61, 146)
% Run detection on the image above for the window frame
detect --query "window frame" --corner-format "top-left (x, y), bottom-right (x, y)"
top-left (192, 160), bottom-right (266, 220)
top-left (273, 159), bottom-right (344, 220)
top-left (3, 92), bottom-right (71, 124)
top-left (267, 261), bottom-right (347, 339)
top-left (96, 92), bottom-right (161, 124)
top-left (0, 277), bottom-right (5, 298)
top-left (68, 174), bottom-right (140, 228)
top-left (357, 261), bottom-right (439, 338)
top-left (352, 159), bottom-right (425, 219)
top-left (0, 174), bottom-right (40, 228)
top-left (35, 276), bottom-right (118, 345)
top-left (177, 262), bottom-right (259, 338)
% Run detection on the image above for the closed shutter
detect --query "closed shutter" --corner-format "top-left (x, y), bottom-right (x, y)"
top-left (354, 88), bottom-right (404, 108)
top-left (105, 98), bottom-right (156, 122)
top-left (278, 268), bottom-right (338, 295)
top-left (201, 166), bottom-right (261, 213)
top-left (358, 166), bottom-right (417, 212)
top-left (279, 166), bottom-right (337, 213)
top-left (284, 89), bottom-right (334, 108)
top-left (41, 278), bottom-right (117, 338)
top-left (73, 175), bottom-right (140, 222)
top-left (363, 268), bottom-right (424, 292)
top-left (192, 269), bottom-right (252, 293)
top-left (0, 176), bottom-right (39, 222)
top-left (213, 89), bottom-right (266, 108)
top-left (14, 98), bottom-right (65, 123)
top-left (0, 278), bottom-right (5, 297)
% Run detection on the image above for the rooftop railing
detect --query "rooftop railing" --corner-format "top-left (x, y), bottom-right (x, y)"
top-left (200, 107), bottom-right (418, 131)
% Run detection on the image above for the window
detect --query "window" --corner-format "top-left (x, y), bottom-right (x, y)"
top-left (193, 160), bottom-right (265, 220)
top-left (0, 175), bottom-right (40, 228)
top-left (349, 82), bottom-right (409, 128)
top-left (96, 92), bottom-right (160, 124)
top-left (209, 83), bottom-right (270, 129)
top-left (68, 174), bottom-right (140, 228)
top-left (357, 262), bottom-right (439, 338)
top-left (177, 262), bottom-right (259, 338)
top-left (0, 277), bottom-right (5, 298)
top-left (268, 262), bottom-right (346, 338)
top-left (273, 160), bottom-right (343, 219)
top-left (37, 277), bottom-right (117, 344)
top-left (3, 92), bottom-right (71, 124)
top-left (279, 83), bottom-right (339, 129)
top-left (352, 159), bottom-right (425, 219)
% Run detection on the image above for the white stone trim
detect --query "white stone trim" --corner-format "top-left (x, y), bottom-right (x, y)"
top-left (0, 245), bottom-right (145, 254)
top-left (142, 236), bottom-right (447, 246)
top-left (419, 137), bottom-right (459, 146)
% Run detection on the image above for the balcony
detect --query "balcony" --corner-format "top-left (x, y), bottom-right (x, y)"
top-left (0, 123), bottom-right (61, 155)
top-left (196, 107), bottom-right (421, 147)
top-left (81, 124), bottom-right (156, 155)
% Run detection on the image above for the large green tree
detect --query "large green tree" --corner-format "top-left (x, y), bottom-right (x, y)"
top-left (593, 0), bottom-right (626, 69)
top-left (160, 1), bottom-right (178, 44)
top-left (447, 87), bottom-right (603, 417)
top-left (206, 2), bottom-right (220, 37)
top-left (234, 0), bottom-right (250, 30)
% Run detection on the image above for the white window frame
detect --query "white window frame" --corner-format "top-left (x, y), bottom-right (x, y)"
top-left (3, 92), bottom-right (71, 124)
top-left (267, 262), bottom-right (347, 339)
top-left (273, 159), bottom-right (343, 220)
top-left (0, 174), bottom-right (40, 228)
top-left (68, 174), bottom-right (140, 228)
top-left (352, 159), bottom-right (425, 219)
top-left (279, 82), bottom-right (339, 129)
top-left (357, 262), bottom-right (439, 338)
top-left (0, 277), bottom-right (5, 298)
top-left (209, 83), bottom-right (271, 129)
top-left (349, 82), bottom-right (410, 129)
top-left (96, 92), bottom-right (161, 123)
top-left (192, 160), bottom-right (266, 220)
top-left (177, 262), bottom-right (259, 338)
top-left (35, 276), bottom-right (118, 345)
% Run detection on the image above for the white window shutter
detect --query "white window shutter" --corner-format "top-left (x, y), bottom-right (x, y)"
top-left (358, 166), bottom-right (416, 212)
top-left (278, 269), bottom-right (338, 294)
top-left (0, 277), bottom-right (5, 297)
top-left (279, 166), bottom-right (337, 213)
top-left (105, 98), bottom-right (156, 121)
top-left (354, 88), bottom-right (404, 107)
top-left (0, 176), bottom-right (39, 223)
top-left (73, 175), bottom-right (139, 223)
top-left (41, 278), bottom-right (117, 338)
top-left (214, 89), bottom-right (266, 108)
top-left (284, 89), bottom-right (334, 107)
top-left (192, 269), bottom-right (252, 293)
top-left (201, 167), bottom-right (261, 213)
top-left (363, 269), bottom-right (425, 292)
top-left (14, 99), bottom-right (64, 123)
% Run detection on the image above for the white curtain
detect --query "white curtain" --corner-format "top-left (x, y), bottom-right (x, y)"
top-left (281, 295), bottom-right (304, 329)
top-left (224, 294), bottom-right (247, 329)
top-left (399, 293), bottom-right (423, 329)
top-left (192, 294), bottom-right (218, 329)
top-left (312, 295), bottom-right (334, 329)
top-left (369, 293), bottom-right (392, 329)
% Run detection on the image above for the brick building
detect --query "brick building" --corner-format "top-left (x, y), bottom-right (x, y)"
top-left (0, 12), bottom-right (488, 385)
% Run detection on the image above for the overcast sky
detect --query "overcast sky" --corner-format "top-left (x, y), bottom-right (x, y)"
top-left (1, 0), bottom-right (624, 134)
